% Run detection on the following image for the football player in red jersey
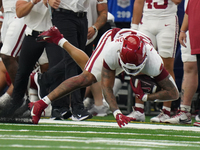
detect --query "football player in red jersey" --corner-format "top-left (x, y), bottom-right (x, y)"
top-left (30, 27), bottom-right (179, 127)
top-left (130, 0), bottom-right (182, 123)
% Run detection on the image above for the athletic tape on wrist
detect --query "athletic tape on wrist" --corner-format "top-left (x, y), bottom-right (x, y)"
top-left (97, 0), bottom-right (107, 4)
top-left (142, 94), bottom-right (148, 102)
top-left (92, 25), bottom-right (97, 32)
top-left (31, 0), bottom-right (36, 4)
top-left (180, 30), bottom-right (186, 33)
top-left (58, 38), bottom-right (68, 48)
top-left (42, 96), bottom-right (51, 105)
top-left (113, 109), bottom-right (122, 118)
top-left (131, 23), bottom-right (139, 30)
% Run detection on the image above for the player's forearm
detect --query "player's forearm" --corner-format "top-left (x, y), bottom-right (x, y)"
top-left (102, 87), bottom-right (119, 112)
top-left (93, 3), bottom-right (108, 30)
top-left (16, 0), bottom-right (34, 18)
top-left (147, 76), bottom-right (179, 101)
top-left (180, 13), bottom-right (188, 32)
top-left (131, 0), bottom-right (144, 25)
top-left (101, 67), bottom-right (118, 112)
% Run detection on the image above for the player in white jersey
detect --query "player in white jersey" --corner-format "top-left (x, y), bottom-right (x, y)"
top-left (130, 0), bottom-right (182, 123)
top-left (0, 0), bottom-right (26, 83)
top-left (0, 0), bottom-right (26, 108)
top-left (29, 27), bottom-right (179, 127)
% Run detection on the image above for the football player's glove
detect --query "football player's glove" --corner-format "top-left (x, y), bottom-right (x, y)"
top-left (130, 77), bottom-right (148, 101)
top-left (36, 26), bottom-right (64, 45)
top-left (116, 113), bottom-right (131, 128)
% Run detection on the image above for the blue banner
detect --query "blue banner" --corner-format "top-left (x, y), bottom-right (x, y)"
top-left (107, 0), bottom-right (135, 22)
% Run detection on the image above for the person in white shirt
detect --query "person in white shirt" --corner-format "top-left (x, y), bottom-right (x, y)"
top-left (1, 0), bottom-right (52, 117)
top-left (43, 0), bottom-right (93, 121)
top-left (0, 0), bottom-right (26, 104)
top-left (83, 0), bottom-right (109, 117)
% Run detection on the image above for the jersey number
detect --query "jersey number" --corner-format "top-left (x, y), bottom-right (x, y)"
top-left (146, 0), bottom-right (168, 9)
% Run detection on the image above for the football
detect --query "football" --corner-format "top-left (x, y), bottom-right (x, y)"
top-left (130, 74), bottom-right (161, 94)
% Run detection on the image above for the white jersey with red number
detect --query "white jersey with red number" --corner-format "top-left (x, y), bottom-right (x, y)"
top-left (143, 0), bottom-right (177, 17)
top-left (138, 0), bottom-right (179, 58)
top-left (2, 0), bottom-right (16, 13)
top-left (84, 28), bottom-right (164, 82)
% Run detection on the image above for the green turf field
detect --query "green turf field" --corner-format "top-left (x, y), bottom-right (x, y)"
top-left (0, 114), bottom-right (200, 150)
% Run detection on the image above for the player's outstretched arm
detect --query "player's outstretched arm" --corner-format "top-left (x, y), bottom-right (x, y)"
top-left (37, 26), bottom-right (89, 70)
top-left (101, 65), bottom-right (131, 128)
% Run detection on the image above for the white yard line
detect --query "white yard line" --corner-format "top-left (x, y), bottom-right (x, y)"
top-left (0, 120), bottom-right (200, 150)
top-left (0, 135), bottom-right (200, 149)
top-left (0, 128), bottom-right (200, 139)
top-left (39, 119), bottom-right (200, 132)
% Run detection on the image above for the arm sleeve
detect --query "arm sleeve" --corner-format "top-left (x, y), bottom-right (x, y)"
top-left (154, 67), bottom-right (169, 82)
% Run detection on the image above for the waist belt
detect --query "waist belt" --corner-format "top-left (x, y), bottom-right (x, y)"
top-left (31, 30), bottom-right (43, 37)
top-left (55, 8), bottom-right (87, 18)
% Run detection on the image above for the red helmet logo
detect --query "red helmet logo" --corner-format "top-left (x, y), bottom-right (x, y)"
top-left (118, 34), bottom-right (147, 75)
top-left (120, 34), bottom-right (145, 66)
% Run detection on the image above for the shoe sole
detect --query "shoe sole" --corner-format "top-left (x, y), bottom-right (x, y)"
top-left (71, 114), bottom-right (92, 121)
top-left (164, 121), bottom-right (192, 124)
top-left (150, 120), bottom-right (165, 123)
top-left (96, 113), bottom-right (108, 117)
top-left (193, 122), bottom-right (200, 126)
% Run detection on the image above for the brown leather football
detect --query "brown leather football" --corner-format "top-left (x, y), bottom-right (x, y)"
top-left (130, 75), bottom-right (161, 94)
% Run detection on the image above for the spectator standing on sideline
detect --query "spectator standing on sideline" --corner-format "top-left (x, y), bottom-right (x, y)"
top-left (30, 27), bottom-right (179, 127)
top-left (164, 0), bottom-right (197, 125)
top-left (177, 0), bottom-right (200, 127)
top-left (128, 0), bottom-right (182, 123)
top-left (1, 0), bottom-right (53, 117)
top-left (43, 0), bottom-right (92, 121)
top-left (83, 0), bottom-right (110, 117)
top-left (86, 0), bottom-right (107, 56)
top-left (0, 0), bottom-right (26, 105)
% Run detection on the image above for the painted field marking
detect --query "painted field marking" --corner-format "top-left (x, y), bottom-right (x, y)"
top-left (39, 119), bottom-right (200, 132)
top-left (0, 134), bottom-right (200, 149)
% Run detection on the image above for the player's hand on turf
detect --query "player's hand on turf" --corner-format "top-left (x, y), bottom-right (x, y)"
top-left (116, 113), bottom-right (131, 128)
top-left (131, 79), bottom-right (148, 102)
